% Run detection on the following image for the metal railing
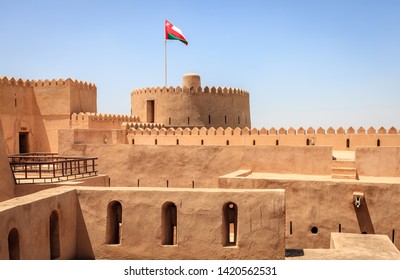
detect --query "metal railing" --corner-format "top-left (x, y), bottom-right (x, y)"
top-left (8, 153), bottom-right (98, 184)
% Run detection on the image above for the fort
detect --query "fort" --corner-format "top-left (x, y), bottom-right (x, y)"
top-left (0, 73), bottom-right (400, 260)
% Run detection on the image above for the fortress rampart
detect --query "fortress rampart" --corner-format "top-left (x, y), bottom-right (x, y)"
top-left (127, 125), bottom-right (400, 151)
top-left (131, 74), bottom-right (251, 129)
top-left (70, 112), bottom-right (142, 129)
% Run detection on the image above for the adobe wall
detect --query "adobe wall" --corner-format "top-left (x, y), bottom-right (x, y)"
top-left (0, 121), bottom-right (15, 202)
top-left (131, 86), bottom-right (251, 129)
top-left (0, 78), bottom-right (36, 154)
top-left (218, 174), bottom-right (400, 251)
top-left (59, 129), bottom-right (332, 187)
top-left (0, 188), bottom-right (77, 259)
top-left (0, 77), bottom-right (97, 153)
top-left (356, 147), bottom-right (400, 177)
top-left (128, 126), bottom-right (400, 151)
top-left (76, 187), bottom-right (285, 259)
top-left (14, 174), bottom-right (110, 197)
top-left (32, 79), bottom-right (97, 152)
top-left (70, 113), bottom-right (141, 129)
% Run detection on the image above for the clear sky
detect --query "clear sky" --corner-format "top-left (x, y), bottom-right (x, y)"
top-left (1, 0), bottom-right (399, 129)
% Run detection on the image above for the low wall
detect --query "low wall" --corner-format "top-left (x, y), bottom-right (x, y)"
top-left (14, 175), bottom-right (110, 197)
top-left (59, 129), bottom-right (333, 187)
top-left (77, 187), bottom-right (285, 259)
top-left (356, 147), bottom-right (400, 177)
top-left (0, 188), bottom-right (78, 259)
top-left (219, 174), bottom-right (400, 250)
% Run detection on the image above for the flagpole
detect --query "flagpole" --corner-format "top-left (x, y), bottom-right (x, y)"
top-left (164, 40), bottom-right (167, 87)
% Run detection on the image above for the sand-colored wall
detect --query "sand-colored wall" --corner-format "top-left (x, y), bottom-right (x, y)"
top-left (0, 77), bottom-right (97, 153)
top-left (131, 86), bottom-right (251, 129)
top-left (0, 188), bottom-right (77, 259)
top-left (356, 147), bottom-right (400, 177)
top-left (219, 175), bottom-right (400, 251)
top-left (76, 187), bottom-right (285, 259)
top-left (0, 121), bottom-right (15, 202)
top-left (0, 78), bottom-right (36, 154)
top-left (70, 112), bottom-right (140, 130)
top-left (128, 126), bottom-right (400, 150)
top-left (59, 129), bottom-right (333, 187)
top-left (14, 175), bottom-right (110, 197)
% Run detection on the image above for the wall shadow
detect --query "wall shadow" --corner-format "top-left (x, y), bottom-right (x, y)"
top-left (75, 199), bottom-right (95, 259)
top-left (354, 195), bottom-right (375, 234)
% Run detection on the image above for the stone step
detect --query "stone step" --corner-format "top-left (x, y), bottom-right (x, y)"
top-left (332, 174), bottom-right (358, 180)
top-left (331, 167), bottom-right (357, 175)
top-left (332, 160), bottom-right (356, 168)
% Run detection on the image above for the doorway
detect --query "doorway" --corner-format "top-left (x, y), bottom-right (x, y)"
top-left (19, 132), bottom-right (29, 154)
top-left (146, 100), bottom-right (155, 123)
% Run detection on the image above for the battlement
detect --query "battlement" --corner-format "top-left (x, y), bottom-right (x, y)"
top-left (131, 86), bottom-right (249, 96)
top-left (0, 76), bottom-right (96, 90)
top-left (126, 125), bottom-right (400, 150)
top-left (70, 113), bottom-right (142, 130)
top-left (128, 126), bottom-right (399, 136)
top-left (71, 112), bottom-right (140, 122)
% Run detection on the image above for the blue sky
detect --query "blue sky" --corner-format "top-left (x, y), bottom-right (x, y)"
top-left (1, 0), bottom-right (399, 129)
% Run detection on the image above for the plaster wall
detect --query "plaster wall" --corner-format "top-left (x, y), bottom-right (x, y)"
top-left (131, 87), bottom-right (251, 129)
top-left (0, 121), bottom-right (15, 202)
top-left (128, 127), bottom-right (400, 151)
top-left (14, 175), bottom-right (110, 197)
top-left (0, 188), bottom-right (77, 259)
top-left (59, 129), bottom-right (333, 187)
top-left (356, 147), bottom-right (400, 177)
top-left (0, 81), bottom-right (35, 154)
top-left (76, 187), bottom-right (285, 259)
top-left (219, 175), bottom-right (400, 250)
top-left (0, 77), bottom-right (97, 153)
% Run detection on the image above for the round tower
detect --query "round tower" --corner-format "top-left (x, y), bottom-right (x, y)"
top-left (182, 73), bottom-right (201, 89)
top-left (131, 73), bottom-right (251, 128)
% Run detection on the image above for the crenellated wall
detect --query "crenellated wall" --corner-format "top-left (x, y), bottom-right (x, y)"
top-left (131, 82), bottom-right (251, 129)
top-left (0, 77), bottom-right (97, 153)
top-left (127, 125), bottom-right (400, 151)
top-left (59, 128), bottom-right (333, 187)
top-left (70, 112), bottom-right (141, 129)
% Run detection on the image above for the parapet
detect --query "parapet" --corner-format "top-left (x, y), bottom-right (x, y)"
top-left (71, 112), bottom-right (140, 122)
top-left (0, 76), bottom-right (96, 90)
top-left (127, 126), bottom-right (399, 136)
top-left (131, 86), bottom-right (249, 96)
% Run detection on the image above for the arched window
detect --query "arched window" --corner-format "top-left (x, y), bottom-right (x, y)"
top-left (8, 228), bottom-right (20, 260)
top-left (50, 210), bottom-right (60, 259)
top-left (161, 202), bottom-right (177, 245)
top-left (222, 202), bottom-right (238, 246)
top-left (106, 201), bottom-right (122, 244)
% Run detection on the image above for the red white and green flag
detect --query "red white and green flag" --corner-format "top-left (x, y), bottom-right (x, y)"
top-left (165, 19), bottom-right (188, 45)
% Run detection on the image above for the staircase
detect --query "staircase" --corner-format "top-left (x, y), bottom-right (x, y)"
top-left (332, 155), bottom-right (358, 180)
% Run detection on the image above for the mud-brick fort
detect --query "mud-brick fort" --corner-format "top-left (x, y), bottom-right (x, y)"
top-left (1, 73), bottom-right (400, 260)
